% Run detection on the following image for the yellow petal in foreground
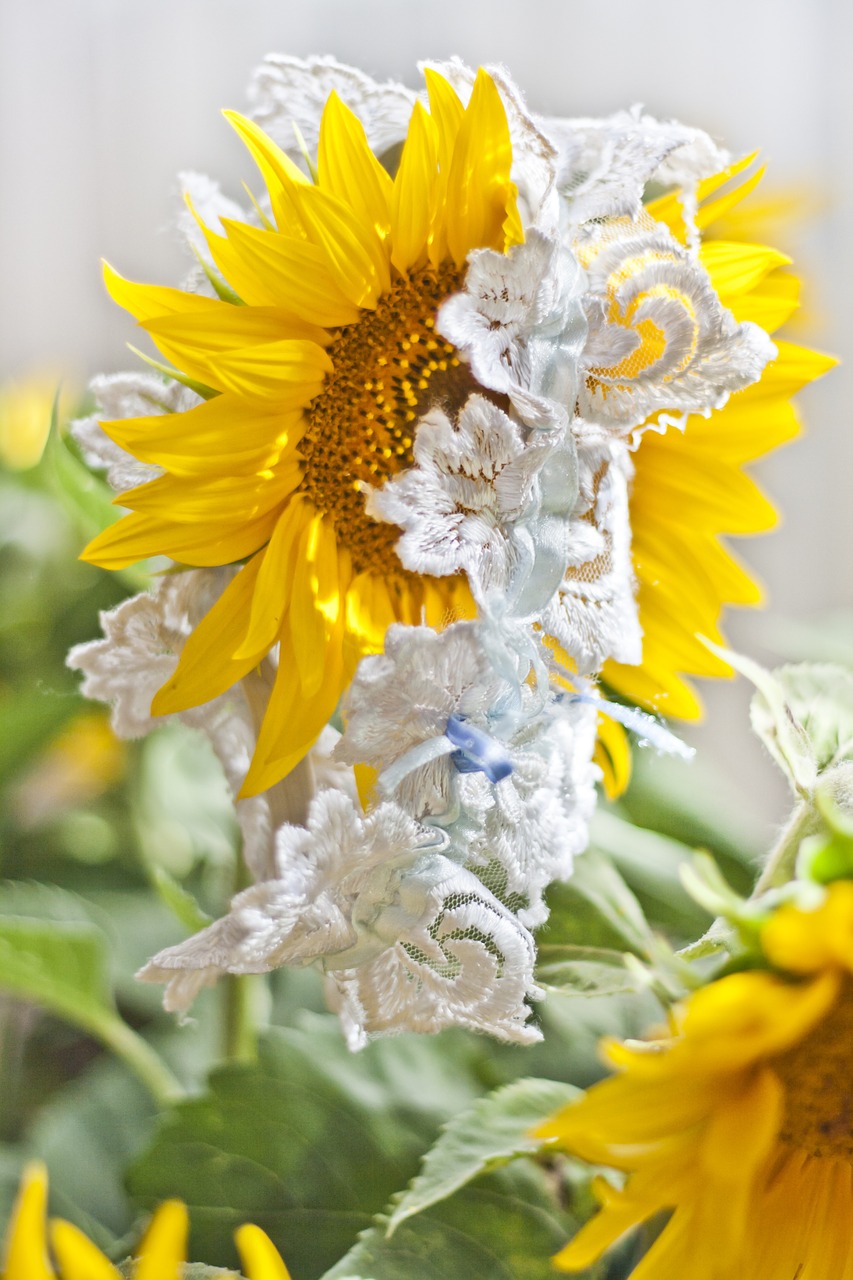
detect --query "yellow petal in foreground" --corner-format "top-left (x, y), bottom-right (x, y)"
top-left (235, 1223), bottom-right (293, 1280)
top-left (49, 1221), bottom-right (120, 1280)
top-left (132, 1199), bottom-right (187, 1280)
top-left (3, 1162), bottom-right (54, 1280)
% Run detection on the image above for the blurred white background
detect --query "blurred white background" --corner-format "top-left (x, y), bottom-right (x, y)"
top-left (2, 0), bottom-right (851, 837)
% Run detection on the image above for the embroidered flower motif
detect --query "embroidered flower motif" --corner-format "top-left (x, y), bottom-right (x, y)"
top-left (436, 230), bottom-right (587, 429)
top-left (542, 440), bottom-right (641, 674)
top-left (337, 620), bottom-right (599, 926)
top-left (139, 789), bottom-right (539, 1045)
top-left (336, 620), bottom-right (511, 818)
top-left (368, 396), bottom-right (561, 603)
top-left (576, 214), bottom-right (775, 435)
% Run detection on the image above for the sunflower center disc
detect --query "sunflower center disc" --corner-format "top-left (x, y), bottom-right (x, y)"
top-left (774, 978), bottom-right (853, 1161)
top-left (299, 263), bottom-right (474, 575)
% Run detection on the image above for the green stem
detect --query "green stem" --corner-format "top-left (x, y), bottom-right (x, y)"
top-left (222, 973), bottom-right (259, 1064)
top-left (751, 800), bottom-right (821, 897)
top-left (220, 846), bottom-right (260, 1065)
top-left (93, 1015), bottom-right (184, 1107)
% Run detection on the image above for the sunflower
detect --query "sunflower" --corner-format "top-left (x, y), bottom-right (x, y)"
top-left (2, 1162), bottom-right (292, 1279)
top-left (535, 880), bottom-right (853, 1278)
top-left (82, 67), bottom-right (521, 795)
top-left (603, 156), bottom-right (836, 720)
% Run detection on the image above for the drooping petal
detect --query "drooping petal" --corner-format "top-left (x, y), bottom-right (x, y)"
top-left (49, 1220), bottom-right (121, 1280)
top-left (2, 1163), bottom-right (54, 1280)
top-left (235, 1223), bottom-right (293, 1280)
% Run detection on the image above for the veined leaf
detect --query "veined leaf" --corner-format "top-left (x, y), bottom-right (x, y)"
top-left (536, 945), bottom-right (645, 998)
top-left (387, 1077), bottom-right (578, 1234)
top-left (541, 849), bottom-right (653, 957)
top-left (0, 883), bottom-right (180, 1105)
top-left (127, 1022), bottom-right (485, 1276)
top-left (324, 1165), bottom-right (581, 1280)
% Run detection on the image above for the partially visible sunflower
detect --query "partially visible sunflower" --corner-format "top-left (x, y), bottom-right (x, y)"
top-left (535, 880), bottom-right (853, 1278)
top-left (604, 156), bottom-right (836, 719)
top-left (83, 67), bottom-right (520, 795)
top-left (2, 1162), bottom-right (292, 1279)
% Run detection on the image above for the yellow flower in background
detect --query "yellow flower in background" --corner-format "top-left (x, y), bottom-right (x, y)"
top-left (604, 157), bottom-right (836, 720)
top-left (82, 68), bottom-right (519, 796)
top-left (10, 710), bottom-right (126, 827)
top-left (2, 1162), bottom-right (292, 1280)
top-left (0, 374), bottom-right (69, 471)
top-left (535, 880), bottom-right (853, 1279)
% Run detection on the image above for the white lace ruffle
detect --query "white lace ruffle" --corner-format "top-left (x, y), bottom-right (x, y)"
top-left (139, 789), bottom-right (541, 1045)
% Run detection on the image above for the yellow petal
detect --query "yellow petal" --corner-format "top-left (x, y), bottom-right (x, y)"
top-left (700, 241), bottom-right (791, 298)
top-left (676, 396), bottom-right (801, 464)
top-left (445, 68), bottom-right (520, 265)
top-left (82, 503), bottom-right (282, 570)
top-left (3, 1162), bottom-right (54, 1280)
top-left (235, 495), bottom-right (311, 662)
top-left (116, 460), bottom-right (301, 525)
top-left (208, 219), bottom-right (360, 326)
top-left (142, 302), bottom-right (326, 375)
top-left (133, 1200), bottom-right (187, 1280)
top-left (423, 68), bottom-right (465, 265)
top-left (288, 181), bottom-right (391, 306)
top-left (391, 101), bottom-right (438, 274)
top-left (700, 1066), bottom-right (782, 1183)
top-left (593, 714), bottom-right (632, 800)
top-left (697, 163), bottom-right (766, 233)
top-left (101, 395), bottom-right (302, 478)
top-left (318, 91), bottom-right (393, 242)
top-left (727, 270), bottom-right (800, 332)
top-left (424, 68), bottom-right (465, 172)
top-left (742, 340), bottom-right (837, 401)
top-left (151, 553), bottom-right (267, 715)
top-left (603, 655), bottom-right (704, 721)
top-left (240, 618), bottom-right (349, 797)
top-left (631, 440), bottom-right (777, 534)
top-left (206, 338), bottom-right (331, 405)
top-left (49, 1219), bottom-right (121, 1280)
top-left (289, 514), bottom-right (346, 698)
top-left (235, 1223), bottom-right (292, 1280)
top-left (647, 152), bottom-right (760, 243)
top-left (222, 110), bottom-right (310, 237)
top-left (102, 262), bottom-right (224, 325)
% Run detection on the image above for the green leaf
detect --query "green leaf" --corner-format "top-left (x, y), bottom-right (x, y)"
top-left (149, 866), bottom-right (213, 934)
top-left (387, 1077), bottom-right (578, 1234)
top-left (42, 415), bottom-right (118, 541)
top-left (540, 849), bottom-right (653, 957)
top-left (589, 810), bottom-right (711, 940)
top-left (27, 1056), bottom-right (156, 1248)
top-left (536, 946), bottom-right (645, 998)
top-left (768, 665), bottom-right (853, 774)
top-left (702, 644), bottom-right (824, 797)
top-left (127, 1023), bottom-right (485, 1277)
top-left (797, 778), bottom-right (853, 884)
top-left (323, 1165), bottom-right (582, 1280)
top-left (0, 883), bottom-right (181, 1105)
top-left (0, 914), bottom-right (113, 1026)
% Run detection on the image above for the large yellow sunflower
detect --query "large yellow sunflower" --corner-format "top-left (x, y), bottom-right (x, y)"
top-left (535, 880), bottom-right (853, 1278)
top-left (2, 1161), bottom-right (292, 1278)
top-left (604, 157), bottom-right (835, 719)
top-left (83, 68), bottom-right (520, 795)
